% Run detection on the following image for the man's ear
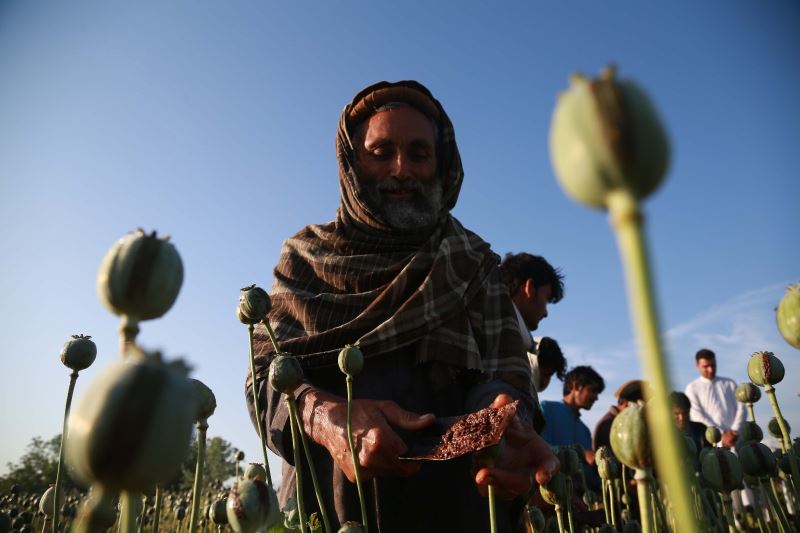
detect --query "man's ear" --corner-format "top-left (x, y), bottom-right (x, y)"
top-left (523, 278), bottom-right (537, 299)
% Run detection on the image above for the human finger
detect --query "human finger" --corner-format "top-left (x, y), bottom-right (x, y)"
top-left (474, 465), bottom-right (532, 500)
top-left (377, 400), bottom-right (435, 431)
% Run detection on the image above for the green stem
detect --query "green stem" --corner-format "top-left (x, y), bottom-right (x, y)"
top-left (263, 321), bottom-right (283, 355)
top-left (554, 504), bottom-right (566, 533)
top-left (607, 190), bottom-right (701, 533)
top-left (719, 494), bottom-right (736, 533)
top-left (151, 486), bottom-right (162, 533)
top-left (288, 398), bottom-right (308, 533)
top-left (120, 491), bottom-right (139, 533)
top-left (765, 479), bottom-right (791, 533)
top-left (288, 398), bottom-right (332, 533)
top-left (53, 370), bottom-right (79, 531)
top-left (188, 422), bottom-right (207, 533)
top-left (247, 324), bottom-right (274, 487)
top-left (601, 480), bottom-right (611, 524)
top-left (609, 480), bottom-right (618, 527)
top-left (565, 478), bottom-right (574, 533)
top-left (346, 376), bottom-right (369, 533)
top-left (634, 469), bottom-right (655, 533)
top-left (764, 386), bottom-right (800, 503)
top-left (747, 403), bottom-right (757, 423)
top-left (488, 484), bottom-right (497, 533)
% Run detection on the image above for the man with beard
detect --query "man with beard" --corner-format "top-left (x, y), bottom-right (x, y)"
top-left (246, 81), bottom-right (558, 532)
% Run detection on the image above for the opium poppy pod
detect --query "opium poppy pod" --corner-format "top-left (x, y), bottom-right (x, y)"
top-left (539, 471), bottom-right (570, 507)
top-left (338, 344), bottom-right (364, 377)
top-left (737, 422), bottom-right (764, 445)
top-left (208, 498), bottom-right (228, 525)
top-left (96, 229), bottom-right (183, 322)
top-left (243, 463), bottom-right (267, 482)
top-left (747, 351), bottom-right (785, 386)
top-left (60, 334), bottom-right (97, 372)
top-left (767, 417), bottom-right (787, 439)
top-left (237, 285), bottom-right (271, 325)
top-left (268, 354), bottom-right (303, 395)
top-left (610, 401), bottom-right (652, 470)
top-left (701, 448), bottom-right (742, 493)
top-left (549, 65), bottom-right (670, 211)
top-left (776, 282), bottom-right (800, 349)
top-left (596, 446), bottom-right (620, 480)
top-left (226, 478), bottom-right (279, 533)
top-left (735, 382), bottom-right (761, 404)
top-left (555, 446), bottom-right (581, 476)
top-left (190, 378), bottom-right (217, 423)
top-left (65, 346), bottom-right (196, 492)
top-left (705, 426), bottom-right (722, 446)
top-left (738, 441), bottom-right (778, 478)
top-left (38, 486), bottom-right (63, 517)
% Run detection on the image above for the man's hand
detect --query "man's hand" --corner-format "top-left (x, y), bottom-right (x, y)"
top-left (298, 388), bottom-right (434, 482)
top-left (473, 394), bottom-right (560, 500)
top-left (721, 430), bottom-right (738, 448)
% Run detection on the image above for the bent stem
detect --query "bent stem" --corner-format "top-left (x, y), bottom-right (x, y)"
top-left (288, 400), bottom-right (308, 533)
top-left (247, 324), bottom-right (273, 487)
top-left (53, 370), bottom-right (79, 531)
top-left (345, 375), bottom-right (369, 533)
top-left (289, 398), bottom-right (332, 533)
top-left (188, 420), bottom-right (208, 533)
top-left (607, 190), bottom-right (700, 533)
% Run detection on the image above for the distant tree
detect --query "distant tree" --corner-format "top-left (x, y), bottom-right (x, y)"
top-left (168, 436), bottom-right (239, 492)
top-left (0, 435), bottom-right (77, 494)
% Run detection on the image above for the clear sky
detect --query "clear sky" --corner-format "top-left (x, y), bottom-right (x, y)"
top-left (1, 2), bottom-right (798, 481)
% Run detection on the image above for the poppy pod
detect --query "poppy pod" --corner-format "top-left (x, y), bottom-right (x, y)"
top-left (735, 382), bottom-right (761, 404)
top-left (338, 344), bottom-right (364, 377)
top-left (237, 285), bottom-right (271, 325)
top-left (60, 334), bottom-right (97, 372)
top-left (268, 354), bottom-right (303, 395)
top-left (96, 229), bottom-right (183, 322)
top-left (549, 66), bottom-right (669, 211)
top-left (225, 478), bottom-right (279, 533)
top-left (208, 498), bottom-right (228, 525)
top-left (701, 448), bottom-right (742, 493)
top-left (190, 378), bottom-right (217, 423)
top-left (776, 282), bottom-right (800, 349)
top-left (738, 441), bottom-right (777, 478)
top-left (747, 351), bottom-right (785, 387)
top-left (539, 471), bottom-right (570, 507)
top-left (65, 346), bottom-right (196, 491)
top-left (610, 401), bottom-right (652, 470)
top-left (244, 463), bottom-right (267, 482)
top-left (596, 446), bottom-right (620, 480)
top-left (705, 426), bottom-right (722, 446)
top-left (38, 486), bottom-right (64, 517)
top-left (767, 417), bottom-right (786, 439)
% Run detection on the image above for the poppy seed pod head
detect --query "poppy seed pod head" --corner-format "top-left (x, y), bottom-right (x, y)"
top-left (208, 498), bottom-right (228, 525)
top-left (767, 417), bottom-right (786, 439)
top-left (338, 523), bottom-right (365, 533)
top-left (65, 346), bottom-right (196, 491)
top-left (555, 445), bottom-right (581, 476)
top-left (735, 382), bottom-right (761, 404)
top-left (596, 446), bottom-right (620, 480)
top-left (527, 505), bottom-right (545, 531)
top-left (60, 334), bottom-right (98, 372)
top-left (776, 282), bottom-right (800, 349)
top-left (539, 471), bottom-right (570, 507)
top-left (268, 355), bottom-right (303, 395)
top-left (702, 448), bottom-right (743, 493)
top-left (748, 351), bottom-right (785, 387)
top-left (610, 401), bottom-right (652, 470)
top-left (243, 463), bottom-right (267, 482)
top-left (622, 522), bottom-right (642, 533)
top-left (737, 422), bottom-right (764, 445)
top-left (190, 379), bottom-right (217, 423)
top-left (38, 486), bottom-right (64, 517)
top-left (96, 229), bottom-right (183, 322)
top-left (337, 344), bottom-right (364, 377)
top-left (705, 426), bottom-right (722, 446)
top-left (225, 478), bottom-right (279, 533)
top-left (738, 441), bottom-right (777, 478)
top-left (549, 66), bottom-right (670, 211)
top-left (237, 285), bottom-right (271, 325)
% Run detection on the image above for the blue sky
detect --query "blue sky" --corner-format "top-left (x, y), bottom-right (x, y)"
top-left (1, 2), bottom-right (798, 480)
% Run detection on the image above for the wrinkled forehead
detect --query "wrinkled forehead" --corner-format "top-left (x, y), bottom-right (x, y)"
top-left (354, 104), bottom-right (439, 148)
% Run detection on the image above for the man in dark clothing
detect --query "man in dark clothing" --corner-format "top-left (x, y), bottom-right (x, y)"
top-left (670, 391), bottom-right (709, 457)
top-left (246, 81), bottom-right (558, 532)
top-left (593, 380), bottom-right (646, 451)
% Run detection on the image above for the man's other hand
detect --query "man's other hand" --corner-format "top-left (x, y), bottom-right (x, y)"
top-left (299, 388), bottom-right (434, 482)
top-left (473, 393), bottom-right (560, 500)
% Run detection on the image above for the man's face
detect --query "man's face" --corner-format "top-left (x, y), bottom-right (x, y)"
top-left (672, 406), bottom-right (689, 431)
top-left (574, 384), bottom-right (600, 411)
top-left (696, 357), bottom-right (716, 380)
top-left (523, 283), bottom-right (552, 332)
top-left (354, 106), bottom-right (442, 230)
top-left (538, 366), bottom-right (555, 392)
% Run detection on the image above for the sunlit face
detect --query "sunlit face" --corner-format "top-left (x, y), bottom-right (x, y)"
top-left (574, 384), bottom-right (600, 411)
top-left (354, 106), bottom-right (442, 230)
top-left (696, 357), bottom-right (716, 380)
top-left (522, 283), bottom-right (552, 332)
top-left (672, 406), bottom-right (689, 431)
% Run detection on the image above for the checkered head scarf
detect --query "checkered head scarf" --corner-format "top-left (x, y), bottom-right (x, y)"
top-left (253, 80), bottom-right (533, 396)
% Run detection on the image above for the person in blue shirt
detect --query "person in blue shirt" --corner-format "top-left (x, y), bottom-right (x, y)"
top-left (541, 365), bottom-right (605, 492)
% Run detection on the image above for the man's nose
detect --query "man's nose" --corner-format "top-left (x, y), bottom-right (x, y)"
top-left (390, 153), bottom-right (411, 180)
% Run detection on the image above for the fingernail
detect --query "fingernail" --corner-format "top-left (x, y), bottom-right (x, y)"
top-left (419, 413), bottom-right (434, 420)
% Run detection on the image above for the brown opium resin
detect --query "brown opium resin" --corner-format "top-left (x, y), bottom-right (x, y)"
top-left (429, 401), bottom-right (518, 460)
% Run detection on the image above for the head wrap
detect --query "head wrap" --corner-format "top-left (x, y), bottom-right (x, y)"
top-left (252, 81), bottom-right (533, 397)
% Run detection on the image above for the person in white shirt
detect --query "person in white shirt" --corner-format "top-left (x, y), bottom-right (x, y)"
top-left (498, 252), bottom-right (565, 392)
top-left (684, 348), bottom-right (746, 448)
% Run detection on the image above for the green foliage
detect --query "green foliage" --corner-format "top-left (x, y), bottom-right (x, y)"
top-left (0, 434), bottom-right (76, 494)
top-left (171, 435), bottom-right (238, 491)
